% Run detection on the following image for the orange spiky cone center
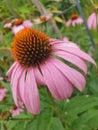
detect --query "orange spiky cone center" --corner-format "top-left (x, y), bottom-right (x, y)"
top-left (12, 28), bottom-right (52, 67)
top-left (70, 14), bottom-right (78, 20)
top-left (13, 19), bottom-right (23, 26)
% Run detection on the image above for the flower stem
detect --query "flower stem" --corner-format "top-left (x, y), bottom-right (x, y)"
top-left (96, 9), bottom-right (98, 39)
top-left (0, 117), bottom-right (36, 121)
top-left (4, 0), bottom-right (16, 17)
top-left (75, 0), bottom-right (96, 48)
top-left (47, 89), bottom-right (67, 129)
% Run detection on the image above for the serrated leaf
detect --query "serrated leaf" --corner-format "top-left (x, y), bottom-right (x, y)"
top-left (25, 108), bottom-right (53, 130)
top-left (6, 120), bottom-right (28, 130)
top-left (72, 109), bottom-right (98, 130)
top-left (64, 95), bottom-right (98, 115)
top-left (50, 117), bottom-right (65, 130)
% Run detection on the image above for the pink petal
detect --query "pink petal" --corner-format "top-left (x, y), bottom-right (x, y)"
top-left (41, 59), bottom-right (73, 100)
top-left (23, 20), bottom-right (33, 28)
top-left (33, 67), bottom-right (45, 85)
top-left (12, 25), bottom-right (24, 34)
top-left (72, 21), bottom-right (76, 26)
top-left (97, 15), bottom-right (98, 24)
top-left (6, 62), bottom-right (18, 80)
top-left (54, 43), bottom-right (96, 66)
top-left (18, 69), bottom-right (27, 105)
top-left (18, 69), bottom-right (35, 112)
top-left (93, 15), bottom-right (97, 29)
top-left (53, 50), bottom-right (87, 73)
top-left (24, 68), bottom-right (40, 114)
top-left (66, 19), bottom-right (72, 27)
top-left (11, 64), bottom-right (24, 106)
top-left (51, 58), bottom-right (86, 91)
top-left (87, 13), bottom-right (96, 29)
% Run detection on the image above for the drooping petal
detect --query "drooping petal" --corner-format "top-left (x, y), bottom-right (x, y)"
top-left (93, 14), bottom-right (97, 29)
top-left (18, 69), bottom-right (27, 105)
top-left (18, 69), bottom-right (33, 112)
top-left (53, 50), bottom-right (87, 74)
top-left (87, 13), bottom-right (96, 29)
top-left (66, 19), bottom-right (72, 27)
top-left (23, 20), bottom-right (33, 28)
top-left (24, 68), bottom-right (40, 114)
top-left (53, 43), bottom-right (96, 66)
top-left (33, 67), bottom-right (45, 85)
top-left (11, 64), bottom-right (24, 106)
top-left (51, 58), bottom-right (86, 91)
top-left (40, 59), bottom-right (73, 100)
top-left (6, 62), bottom-right (18, 80)
top-left (50, 39), bottom-right (80, 48)
top-left (12, 25), bottom-right (24, 34)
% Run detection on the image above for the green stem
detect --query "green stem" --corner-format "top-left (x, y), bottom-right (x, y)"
top-left (47, 89), bottom-right (67, 129)
top-left (0, 117), bottom-right (35, 121)
top-left (4, 0), bottom-right (16, 17)
top-left (96, 9), bottom-right (98, 41)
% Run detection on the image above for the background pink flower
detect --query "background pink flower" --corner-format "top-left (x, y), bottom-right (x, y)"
top-left (23, 20), bottom-right (33, 28)
top-left (87, 12), bottom-right (98, 30)
top-left (4, 19), bottom-right (33, 34)
top-left (66, 14), bottom-right (83, 27)
top-left (33, 14), bottom-right (52, 24)
top-left (12, 25), bottom-right (24, 34)
top-left (10, 105), bottom-right (24, 117)
top-left (12, 19), bottom-right (33, 34)
top-left (7, 28), bottom-right (96, 115)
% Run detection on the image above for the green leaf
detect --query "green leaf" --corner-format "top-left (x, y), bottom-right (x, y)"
top-left (7, 120), bottom-right (27, 130)
top-left (64, 95), bottom-right (98, 115)
top-left (89, 77), bottom-right (98, 94)
top-left (25, 108), bottom-right (53, 130)
top-left (50, 117), bottom-right (65, 130)
top-left (58, 95), bottom-right (98, 125)
top-left (72, 109), bottom-right (98, 130)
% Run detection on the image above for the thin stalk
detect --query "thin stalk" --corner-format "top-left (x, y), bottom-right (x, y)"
top-left (47, 89), bottom-right (67, 129)
top-left (0, 117), bottom-right (36, 121)
top-left (4, 0), bottom-right (16, 17)
top-left (54, 3), bottom-right (76, 17)
top-left (96, 9), bottom-right (98, 42)
top-left (75, 0), bottom-right (96, 48)
top-left (30, 0), bottom-right (62, 38)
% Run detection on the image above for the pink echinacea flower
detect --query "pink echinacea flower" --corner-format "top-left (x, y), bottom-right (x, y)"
top-left (87, 12), bottom-right (98, 30)
top-left (4, 19), bottom-right (33, 34)
top-left (66, 14), bottom-right (83, 27)
top-left (7, 28), bottom-right (96, 115)
top-left (33, 14), bottom-right (52, 24)
top-left (12, 19), bottom-right (33, 34)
